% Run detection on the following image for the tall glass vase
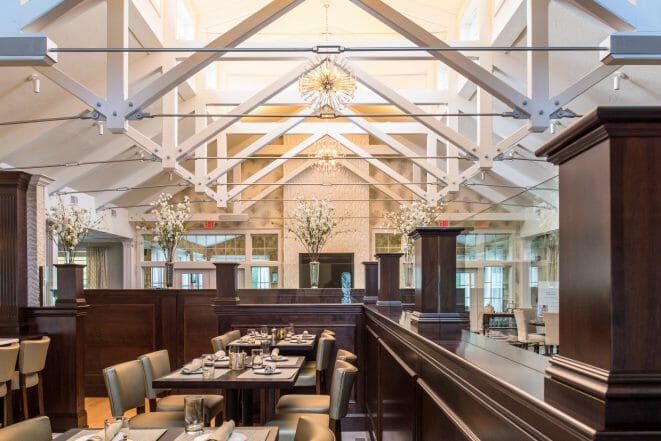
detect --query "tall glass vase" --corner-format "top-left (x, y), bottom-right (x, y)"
top-left (403, 261), bottom-right (414, 288)
top-left (64, 247), bottom-right (75, 264)
top-left (309, 261), bottom-right (320, 288)
top-left (165, 262), bottom-right (174, 288)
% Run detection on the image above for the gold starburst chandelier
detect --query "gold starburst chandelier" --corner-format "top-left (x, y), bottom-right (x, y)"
top-left (298, 2), bottom-right (357, 113)
top-left (311, 136), bottom-right (344, 174)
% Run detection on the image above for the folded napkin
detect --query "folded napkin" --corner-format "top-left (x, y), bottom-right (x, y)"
top-left (74, 421), bottom-right (122, 441)
top-left (271, 348), bottom-right (279, 357)
top-left (182, 358), bottom-right (204, 374)
top-left (193, 420), bottom-right (236, 441)
top-left (215, 350), bottom-right (226, 358)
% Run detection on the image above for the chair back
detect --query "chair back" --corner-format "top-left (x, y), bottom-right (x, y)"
top-left (513, 309), bottom-right (530, 342)
top-left (544, 312), bottom-right (560, 346)
top-left (139, 350), bottom-right (172, 399)
top-left (520, 308), bottom-right (537, 334)
top-left (211, 336), bottom-right (226, 353)
top-left (322, 329), bottom-right (336, 337)
top-left (0, 416), bottom-right (52, 441)
top-left (103, 360), bottom-right (148, 416)
top-left (0, 343), bottom-right (19, 383)
top-left (316, 335), bottom-right (335, 372)
top-left (336, 349), bottom-right (357, 365)
top-left (294, 416), bottom-right (336, 441)
top-left (226, 330), bottom-right (241, 343)
top-left (18, 337), bottom-right (50, 375)
top-left (328, 360), bottom-right (358, 420)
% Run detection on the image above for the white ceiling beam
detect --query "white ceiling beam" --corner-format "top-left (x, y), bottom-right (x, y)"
top-left (341, 160), bottom-right (406, 204)
top-left (239, 160), bottom-right (313, 212)
top-left (3, 0), bottom-right (85, 32)
top-left (216, 133), bottom-right (228, 206)
top-left (106, 0), bottom-right (129, 132)
top-left (329, 132), bottom-right (427, 200)
top-left (349, 0), bottom-right (530, 114)
top-left (205, 109), bottom-right (309, 184)
top-left (491, 0), bottom-right (526, 47)
top-left (93, 161), bottom-right (164, 207)
top-left (560, 0), bottom-right (635, 32)
top-left (226, 132), bottom-right (326, 202)
top-left (126, 0), bottom-right (305, 116)
top-left (176, 61), bottom-right (312, 161)
top-left (219, 122), bottom-right (427, 134)
top-left (527, 0), bottom-right (550, 131)
top-left (34, 65), bottom-right (104, 110)
top-left (193, 102), bottom-right (208, 193)
top-left (348, 114), bottom-right (448, 183)
top-left (349, 62), bottom-right (480, 156)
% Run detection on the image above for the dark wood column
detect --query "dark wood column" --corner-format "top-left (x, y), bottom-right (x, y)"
top-left (362, 261), bottom-right (378, 304)
top-left (375, 253), bottom-right (402, 306)
top-left (0, 171), bottom-right (31, 337)
top-left (213, 262), bottom-right (239, 333)
top-left (409, 227), bottom-right (468, 340)
top-left (536, 107), bottom-right (661, 435)
top-left (28, 264), bottom-right (88, 431)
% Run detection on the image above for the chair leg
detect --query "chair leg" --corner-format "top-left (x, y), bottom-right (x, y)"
top-left (330, 418), bottom-right (342, 441)
top-left (19, 375), bottom-right (29, 421)
top-left (4, 381), bottom-right (12, 427)
top-left (148, 398), bottom-right (157, 412)
top-left (37, 381), bottom-right (45, 416)
top-left (315, 372), bottom-right (322, 395)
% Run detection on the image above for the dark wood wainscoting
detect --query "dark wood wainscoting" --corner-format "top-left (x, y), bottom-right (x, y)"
top-left (217, 303), bottom-right (367, 430)
top-left (83, 289), bottom-right (217, 396)
top-left (364, 306), bottom-right (594, 441)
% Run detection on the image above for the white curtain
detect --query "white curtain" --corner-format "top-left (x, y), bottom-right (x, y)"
top-left (87, 247), bottom-right (109, 289)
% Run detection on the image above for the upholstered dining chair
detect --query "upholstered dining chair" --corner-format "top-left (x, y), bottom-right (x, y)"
top-left (211, 335), bottom-right (228, 353)
top-left (11, 336), bottom-right (50, 420)
top-left (271, 360), bottom-right (358, 441)
top-left (226, 330), bottom-right (241, 343)
top-left (103, 360), bottom-right (185, 428)
top-left (0, 343), bottom-right (18, 426)
top-left (513, 309), bottom-right (545, 352)
top-left (294, 416), bottom-right (336, 441)
top-left (543, 312), bottom-right (559, 355)
top-left (0, 415), bottom-right (52, 441)
top-left (321, 329), bottom-right (335, 337)
top-left (335, 349), bottom-right (357, 365)
top-left (295, 335), bottom-right (335, 393)
top-left (139, 350), bottom-right (224, 425)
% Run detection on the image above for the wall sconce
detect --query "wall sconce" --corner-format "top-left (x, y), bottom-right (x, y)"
top-left (27, 74), bottom-right (40, 93)
top-left (613, 72), bottom-right (628, 90)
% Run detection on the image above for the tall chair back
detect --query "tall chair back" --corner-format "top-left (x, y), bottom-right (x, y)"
top-left (0, 343), bottom-right (19, 385)
top-left (328, 360), bottom-right (358, 421)
top-left (0, 416), bottom-right (52, 441)
top-left (294, 416), bottom-right (336, 441)
top-left (316, 335), bottom-right (335, 372)
top-left (139, 350), bottom-right (172, 399)
top-left (103, 360), bottom-right (148, 417)
top-left (544, 312), bottom-right (560, 347)
top-left (18, 337), bottom-right (50, 375)
top-left (335, 349), bottom-right (357, 365)
top-left (211, 336), bottom-right (226, 353)
top-left (513, 309), bottom-right (530, 342)
top-left (226, 330), bottom-right (241, 343)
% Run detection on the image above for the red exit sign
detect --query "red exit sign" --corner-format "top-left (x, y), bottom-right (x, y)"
top-left (438, 220), bottom-right (450, 227)
top-left (203, 221), bottom-right (216, 229)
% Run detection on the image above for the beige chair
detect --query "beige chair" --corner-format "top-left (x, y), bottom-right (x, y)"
top-left (226, 330), bottom-right (241, 342)
top-left (322, 329), bottom-right (335, 337)
top-left (272, 360), bottom-right (358, 441)
top-left (0, 343), bottom-right (19, 426)
top-left (211, 335), bottom-right (230, 353)
top-left (295, 335), bottom-right (335, 393)
top-left (335, 349), bottom-right (357, 365)
top-left (543, 312), bottom-right (559, 355)
top-left (11, 337), bottom-right (50, 420)
top-left (139, 350), bottom-right (224, 425)
top-left (0, 415), bottom-right (52, 441)
top-left (294, 416), bottom-right (335, 441)
top-left (103, 360), bottom-right (185, 429)
top-left (513, 309), bottom-right (545, 352)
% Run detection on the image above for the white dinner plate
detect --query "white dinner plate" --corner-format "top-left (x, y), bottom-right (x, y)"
top-left (194, 431), bottom-right (247, 441)
top-left (253, 368), bottom-right (282, 375)
top-left (265, 356), bottom-right (288, 362)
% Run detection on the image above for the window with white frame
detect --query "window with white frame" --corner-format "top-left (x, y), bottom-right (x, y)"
top-left (176, 0), bottom-right (195, 40)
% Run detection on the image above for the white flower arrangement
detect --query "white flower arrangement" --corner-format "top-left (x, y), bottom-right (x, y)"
top-left (151, 193), bottom-right (191, 263)
top-left (288, 198), bottom-right (338, 262)
top-left (384, 201), bottom-right (442, 259)
top-left (46, 199), bottom-right (98, 263)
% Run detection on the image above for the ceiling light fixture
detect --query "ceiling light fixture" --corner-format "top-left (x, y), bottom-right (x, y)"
top-left (299, 1), bottom-right (356, 113)
top-left (549, 120), bottom-right (561, 134)
top-left (311, 135), bottom-right (344, 174)
top-left (95, 121), bottom-right (104, 135)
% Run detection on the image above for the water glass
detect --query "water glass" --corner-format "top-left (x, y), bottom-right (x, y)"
top-left (202, 355), bottom-right (215, 379)
top-left (247, 328), bottom-right (256, 337)
top-left (252, 349), bottom-right (263, 368)
top-left (260, 340), bottom-right (271, 356)
top-left (184, 396), bottom-right (204, 434)
top-left (104, 416), bottom-right (129, 441)
top-left (260, 325), bottom-right (269, 337)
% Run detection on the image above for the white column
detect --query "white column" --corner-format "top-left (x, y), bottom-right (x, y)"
top-left (27, 175), bottom-right (53, 306)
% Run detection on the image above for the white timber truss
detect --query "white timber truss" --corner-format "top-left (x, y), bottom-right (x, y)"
top-left (0, 0), bottom-right (656, 213)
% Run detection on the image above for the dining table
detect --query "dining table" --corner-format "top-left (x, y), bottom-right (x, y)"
top-left (228, 335), bottom-right (317, 353)
top-left (53, 426), bottom-right (279, 441)
top-left (153, 355), bottom-right (306, 425)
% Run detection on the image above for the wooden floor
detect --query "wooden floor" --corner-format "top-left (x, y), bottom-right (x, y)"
top-left (84, 397), bottom-right (369, 440)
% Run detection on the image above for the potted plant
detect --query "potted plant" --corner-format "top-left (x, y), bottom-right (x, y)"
top-left (46, 198), bottom-right (98, 264)
top-left (151, 193), bottom-right (191, 288)
top-left (288, 198), bottom-right (338, 288)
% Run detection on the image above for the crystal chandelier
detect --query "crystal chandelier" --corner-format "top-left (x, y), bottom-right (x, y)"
top-left (298, 2), bottom-right (357, 113)
top-left (312, 136), bottom-right (344, 174)
top-left (299, 58), bottom-right (357, 113)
